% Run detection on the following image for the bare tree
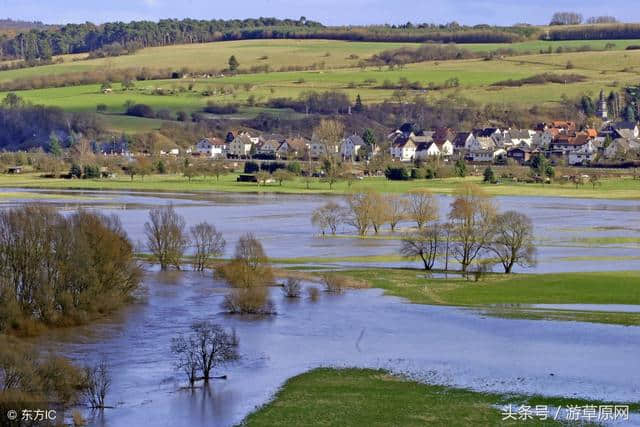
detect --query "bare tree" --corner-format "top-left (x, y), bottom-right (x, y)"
top-left (407, 189), bottom-right (439, 230)
top-left (314, 119), bottom-right (344, 190)
top-left (311, 202), bottom-right (346, 235)
top-left (345, 192), bottom-right (374, 236)
top-left (282, 278), bottom-right (302, 298)
top-left (448, 183), bottom-right (496, 273)
top-left (368, 190), bottom-right (389, 234)
top-left (400, 225), bottom-right (443, 271)
top-left (190, 222), bottom-right (226, 272)
top-left (171, 321), bottom-right (238, 387)
top-left (488, 211), bottom-right (537, 274)
top-left (550, 11), bottom-right (583, 25)
top-left (386, 194), bottom-right (408, 232)
top-left (144, 205), bottom-right (189, 270)
top-left (83, 361), bottom-right (111, 409)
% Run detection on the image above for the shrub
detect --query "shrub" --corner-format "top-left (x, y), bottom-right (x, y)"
top-left (282, 278), bottom-right (302, 298)
top-left (322, 274), bottom-right (347, 294)
top-left (244, 161), bottom-right (260, 173)
top-left (287, 162), bottom-right (302, 175)
top-left (125, 103), bottom-right (155, 118)
top-left (411, 168), bottom-right (426, 179)
top-left (385, 166), bottom-right (410, 181)
top-left (203, 102), bottom-right (240, 114)
top-left (308, 287), bottom-right (320, 302)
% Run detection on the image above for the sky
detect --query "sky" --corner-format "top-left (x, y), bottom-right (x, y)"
top-left (0, 0), bottom-right (637, 26)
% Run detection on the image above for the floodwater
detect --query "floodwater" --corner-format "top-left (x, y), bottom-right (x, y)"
top-left (2, 189), bottom-right (640, 426)
top-left (2, 187), bottom-right (640, 273)
top-left (35, 272), bottom-right (640, 427)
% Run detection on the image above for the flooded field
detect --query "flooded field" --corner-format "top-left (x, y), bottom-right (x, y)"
top-left (2, 188), bottom-right (640, 273)
top-left (3, 188), bottom-right (640, 426)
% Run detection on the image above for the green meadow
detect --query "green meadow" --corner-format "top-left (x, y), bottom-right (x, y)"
top-left (2, 173), bottom-right (640, 200)
top-left (245, 368), bottom-right (638, 426)
top-left (2, 38), bottom-right (640, 132)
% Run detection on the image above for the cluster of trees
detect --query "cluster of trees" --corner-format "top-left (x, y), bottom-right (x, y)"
top-left (0, 94), bottom-right (103, 151)
top-left (142, 206), bottom-right (274, 314)
top-left (545, 23), bottom-right (640, 40)
top-left (267, 90), bottom-right (352, 115)
top-left (0, 205), bottom-right (142, 334)
top-left (312, 185), bottom-right (536, 274)
top-left (0, 17), bottom-right (322, 60)
top-left (312, 189), bottom-right (440, 236)
top-left (492, 73), bottom-right (586, 87)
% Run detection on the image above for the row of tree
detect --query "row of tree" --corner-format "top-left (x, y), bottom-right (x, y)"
top-left (312, 184), bottom-right (536, 274)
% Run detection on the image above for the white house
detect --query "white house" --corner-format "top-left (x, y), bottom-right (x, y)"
top-left (195, 138), bottom-right (227, 158)
top-left (436, 140), bottom-right (454, 157)
top-left (310, 134), bottom-right (340, 159)
top-left (390, 138), bottom-right (417, 162)
top-left (604, 138), bottom-right (640, 159)
top-left (569, 141), bottom-right (597, 165)
top-left (505, 129), bottom-right (534, 147)
top-left (532, 130), bottom-right (553, 149)
top-left (340, 135), bottom-right (365, 161)
top-left (415, 142), bottom-right (441, 160)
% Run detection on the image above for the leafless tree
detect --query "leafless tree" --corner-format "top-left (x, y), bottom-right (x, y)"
top-left (407, 189), bottom-right (439, 230)
top-left (368, 190), bottom-right (389, 234)
top-left (144, 205), bottom-right (189, 270)
top-left (345, 191), bottom-right (374, 236)
top-left (400, 224), bottom-right (443, 271)
top-left (386, 194), bottom-right (408, 232)
top-left (83, 361), bottom-right (111, 409)
top-left (190, 222), bottom-right (225, 272)
top-left (311, 201), bottom-right (346, 235)
top-left (488, 211), bottom-right (537, 274)
top-left (448, 183), bottom-right (496, 272)
top-left (282, 278), bottom-right (302, 298)
top-left (171, 321), bottom-right (238, 387)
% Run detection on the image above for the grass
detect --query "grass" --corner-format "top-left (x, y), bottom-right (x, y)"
top-left (2, 173), bottom-right (640, 200)
top-left (334, 269), bottom-right (640, 326)
top-left (2, 39), bottom-right (640, 133)
top-left (244, 368), bottom-right (637, 426)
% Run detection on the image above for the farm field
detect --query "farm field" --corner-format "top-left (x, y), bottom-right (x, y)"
top-left (3, 42), bottom-right (640, 135)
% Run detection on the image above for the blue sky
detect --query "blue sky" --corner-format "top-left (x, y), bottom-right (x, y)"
top-left (0, 0), bottom-right (636, 26)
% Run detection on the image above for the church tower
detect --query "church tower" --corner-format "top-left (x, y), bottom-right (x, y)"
top-left (597, 89), bottom-right (608, 120)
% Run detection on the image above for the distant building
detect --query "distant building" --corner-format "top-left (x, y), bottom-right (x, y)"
top-left (195, 138), bottom-right (227, 158)
top-left (597, 89), bottom-right (608, 120)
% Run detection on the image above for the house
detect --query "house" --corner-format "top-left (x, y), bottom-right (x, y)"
top-left (340, 134), bottom-right (365, 161)
top-left (228, 132), bottom-right (254, 158)
top-left (532, 130), bottom-right (553, 149)
top-left (604, 138), bottom-right (640, 159)
top-left (256, 134), bottom-right (285, 158)
top-left (550, 133), bottom-right (591, 155)
top-left (505, 129), bottom-right (534, 147)
top-left (160, 148), bottom-right (180, 155)
top-left (507, 147), bottom-right (533, 165)
top-left (473, 128), bottom-right (505, 146)
top-left (452, 132), bottom-right (475, 153)
top-left (468, 136), bottom-right (496, 162)
top-left (98, 141), bottom-right (130, 156)
top-left (415, 142), bottom-right (441, 159)
top-left (390, 137), bottom-right (417, 162)
top-left (195, 137), bottom-right (227, 158)
top-left (310, 134), bottom-right (340, 159)
top-left (568, 141), bottom-right (597, 165)
top-left (278, 137), bottom-right (310, 159)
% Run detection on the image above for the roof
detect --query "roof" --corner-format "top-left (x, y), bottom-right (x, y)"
top-left (432, 127), bottom-right (455, 144)
top-left (200, 137), bottom-right (226, 146)
top-left (345, 134), bottom-right (365, 146)
top-left (508, 129), bottom-right (531, 140)
top-left (416, 142), bottom-right (439, 152)
top-left (473, 128), bottom-right (499, 138)
top-left (613, 121), bottom-right (638, 131)
top-left (399, 123), bottom-right (417, 134)
top-left (452, 132), bottom-right (472, 148)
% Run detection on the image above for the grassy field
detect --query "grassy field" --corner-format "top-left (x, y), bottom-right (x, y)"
top-left (334, 269), bottom-right (640, 326)
top-left (2, 38), bottom-right (640, 133)
top-left (2, 173), bottom-right (640, 200)
top-left (244, 368), bottom-right (637, 426)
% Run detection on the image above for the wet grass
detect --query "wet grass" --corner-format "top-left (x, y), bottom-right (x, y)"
top-left (335, 269), bottom-right (640, 326)
top-left (244, 368), bottom-right (636, 426)
top-left (2, 173), bottom-right (640, 200)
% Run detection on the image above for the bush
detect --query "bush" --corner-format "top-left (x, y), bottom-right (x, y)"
top-left (125, 103), bottom-right (155, 118)
top-left (244, 161), bottom-right (260, 173)
top-left (385, 166), bottom-right (410, 181)
top-left (82, 164), bottom-right (100, 179)
top-left (282, 278), bottom-right (302, 298)
top-left (411, 168), bottom-right (426, 179)
top-left (203, 102), bottom-right (240, 114)
top-left (322, 274), bottom-right (348, 294)
top-left (287, 162), bottom-right (302, 175)
top-left (308, 287), bottom-right (320, 302)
